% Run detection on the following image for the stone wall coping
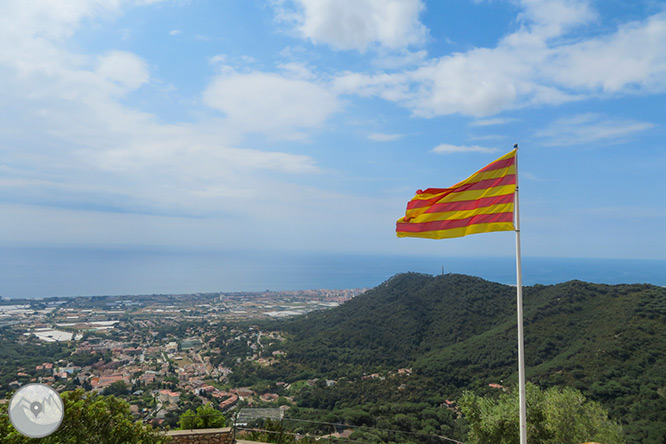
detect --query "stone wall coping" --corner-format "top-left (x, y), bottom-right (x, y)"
top-left (165, 427), bottom-right (233, 437)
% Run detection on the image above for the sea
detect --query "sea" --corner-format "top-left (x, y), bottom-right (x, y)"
top-left (1, 246), bottom-right (665, 299)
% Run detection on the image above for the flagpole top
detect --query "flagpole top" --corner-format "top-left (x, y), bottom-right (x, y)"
top-left (514, 144), bottom-right (518, 149)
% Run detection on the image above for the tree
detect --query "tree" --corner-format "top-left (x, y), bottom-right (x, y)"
top-left (0, 389), bottom-right (170, 443)
top-left (104, 380), bottom-right (130, 396)
top-left (459, 383), bottom-right (625, 444)
top-left (178, 403), bottom-right (226, 430)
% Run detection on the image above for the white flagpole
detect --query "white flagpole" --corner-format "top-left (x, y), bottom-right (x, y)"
top-left (514, 144), bottom-right (528, 444)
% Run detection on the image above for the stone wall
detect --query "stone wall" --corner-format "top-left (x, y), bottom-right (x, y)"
top-left (165, 427), bottom-right (234, 444)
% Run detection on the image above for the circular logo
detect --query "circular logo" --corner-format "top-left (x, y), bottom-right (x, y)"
top-left (8, 384), bottom-right (64, 438)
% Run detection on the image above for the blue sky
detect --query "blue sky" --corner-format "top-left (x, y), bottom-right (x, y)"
top-left (2, 0), bottom-right (666, 263)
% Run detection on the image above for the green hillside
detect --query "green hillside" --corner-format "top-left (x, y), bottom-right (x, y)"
top-left (286, 273), bottom-right (515, 370)
top-left (233, 273), bottom-right (666, 443)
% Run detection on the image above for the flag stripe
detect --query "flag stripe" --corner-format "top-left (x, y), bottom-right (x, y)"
top-left (396, 221), bottom-right (515, 239)
top-left (476, 155), bottom-right (516, 174)
top-left (407, 203), bottom-right (515, 224)
top-left (397, 212), bottom-right (514, 233)
top-left (454, 174), bottom-right (515, 193)
top-left (425, 193), bottom-right (514, 214)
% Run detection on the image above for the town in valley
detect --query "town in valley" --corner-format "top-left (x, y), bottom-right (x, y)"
top-left (0, 288), bottom-right (366, 427)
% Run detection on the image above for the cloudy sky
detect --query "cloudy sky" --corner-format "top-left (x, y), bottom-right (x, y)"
top-left (2, 0), bottom-right (666, 274)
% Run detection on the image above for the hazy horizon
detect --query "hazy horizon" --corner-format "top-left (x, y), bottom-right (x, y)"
top-left (2, 247), bottom-right (665, 300)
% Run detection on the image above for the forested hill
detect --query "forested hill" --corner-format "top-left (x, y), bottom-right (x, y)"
top-left (275, 272), bottom-right (666, 442)
top-left (285, 273), bottom-right (516, 370)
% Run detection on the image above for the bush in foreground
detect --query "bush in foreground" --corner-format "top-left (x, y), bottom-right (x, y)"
top-left (459, 382), bottom-right (625, 444)
top-left (0, 389), bottom-right (170, 443)
top-left (178, 403), bottom-right (226, 430)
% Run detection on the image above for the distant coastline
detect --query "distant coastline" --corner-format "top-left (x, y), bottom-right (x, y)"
top-left (1, 246), bottom-right (665, 299)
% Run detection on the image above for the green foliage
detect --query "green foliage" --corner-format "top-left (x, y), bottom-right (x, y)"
top-left (229, 273), bottom-right (666, 443)
top-left (104, 381), bottom-right (129, 396)
top-left (68, 352), bottom-right (100, 367)
top-left (0, 389), bottom-right (170, 443)
top-left (0, 329), bottom-right (74, 397)
top-left (283, 273), bottom-right (517, 373)
top-left (6, 274), bottom-right (661, 443)
top-left (177, 403), bottom-right (225, 430)
top-left (459, 383), bottom-right (625, 444)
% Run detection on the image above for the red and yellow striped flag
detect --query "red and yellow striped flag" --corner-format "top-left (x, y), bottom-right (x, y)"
top-left (396, 149), bottom-right (517, 239)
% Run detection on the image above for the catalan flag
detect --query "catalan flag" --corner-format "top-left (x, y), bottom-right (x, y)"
top-left (396, 148), bottom-right (517, 239)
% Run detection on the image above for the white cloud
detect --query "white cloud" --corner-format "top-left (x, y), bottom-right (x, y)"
top-left (517, 0), bottom-right (597, 39)
top-left (0, 0), bottom-right (332, 230)
top-left (208, 54), bottom-right (227, 65)
top-left (0, 1), bottom-right (120, 42)
top-left (535, 113), bottom-right (655, 145)
top-left (278, 62), bottom-right (316, 80)
top-left (332, 31), bottom-right (573, 117)
top-left (331, 5), bottom-right (666, 118)
top-left (333, 71), bottom-right (412, 102)
top-left (279, 0), bottom-right (428, 52)
top-left (546, 11), bottom-right (666, 93)
top-left (368, 133), bottom-right (404, 142)
top-left (470, 117), bottom-right (519, 127)
top-left (169, 29), bottom-right (181, 36)
top-left (432, 144), bottom-right (499, 154)
top-left (334, 45), bottom-right (546, 117)
top-left (407, 47), bottom-right (525, 117)
top-left (86, 123), bottom-right (320, 177)
top-left (202, 71), bottom-right (341, 137)
top-left (96, 50), bottom-right (149, 92)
